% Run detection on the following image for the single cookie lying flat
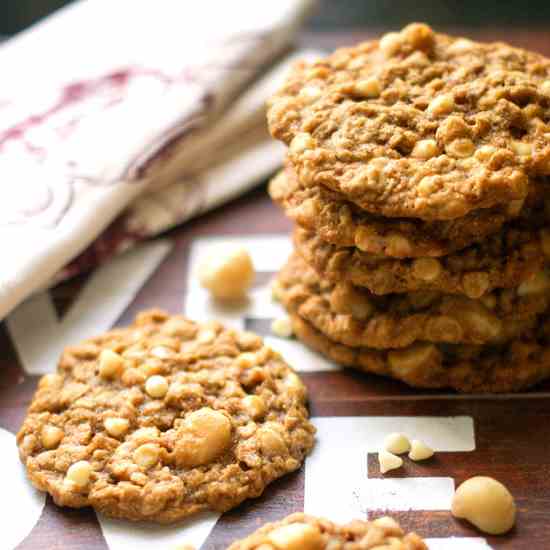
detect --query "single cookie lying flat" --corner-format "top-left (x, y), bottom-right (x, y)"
top-left (270, 165), bottom-right (542, 258)
top-left (295, 226), bottom-right (545, 298)
top-left (290, 312), bottom-right (550, 393)
top-left (227, 512), bottom-right (427, 550)
top-left (268, 23), bottom-right (550, 220)
top-left (17, 310), bottom-right (315, 523)
top-left (277, 253), bottom-right (547, 349)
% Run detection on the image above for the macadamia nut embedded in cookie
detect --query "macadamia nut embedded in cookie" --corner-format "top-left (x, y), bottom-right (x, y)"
top-left (199, 246), bottom-right (254, 300)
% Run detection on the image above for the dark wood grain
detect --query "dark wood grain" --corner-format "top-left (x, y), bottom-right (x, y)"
top-left (4, 28), bottom-right (550, 550)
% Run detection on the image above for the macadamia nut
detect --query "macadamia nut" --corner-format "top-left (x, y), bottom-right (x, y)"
top-left (452, 476), bottom-right (516, 535)
top-left (408, 439), bottom-right (434, 461)
top-left (199, 246), bottom-right (254, 300)
top-left (378, 450), bottom-right (403, 474)
top-left (384, 433), bottom-right (411, 455)
top-left (175, 407), bottom-right (232, 467)
top-left (271, 317), bottom-right (294, 338)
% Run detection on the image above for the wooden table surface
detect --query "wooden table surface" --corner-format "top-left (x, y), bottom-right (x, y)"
top-left (2, 27), bottom-right (550, 550)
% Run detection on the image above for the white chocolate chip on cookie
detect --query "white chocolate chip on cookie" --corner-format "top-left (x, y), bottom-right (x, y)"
top-left (98, 349), bottom-right (124, 379)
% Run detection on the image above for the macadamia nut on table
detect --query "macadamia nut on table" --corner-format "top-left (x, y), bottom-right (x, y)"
top-left (199, 245), bottom-right (254, 300)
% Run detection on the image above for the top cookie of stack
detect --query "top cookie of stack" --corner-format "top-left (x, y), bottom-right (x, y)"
top-left (266, 24), bottom-right (550, 392)
top-left (269, 22), bottom-right (550, 225)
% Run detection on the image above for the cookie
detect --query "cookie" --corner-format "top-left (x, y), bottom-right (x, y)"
top-left (17, 310), bottom-right (315, 523)
top-left (277, 253), bottom-right (547, 349)
top-left (290, 313), bottom-right (550, 393)
top-left (227, 512), bottom-right (427, 550)
top-left (268, 23), bottom-right (550, 220)
top-left (295, 226), bottom-right (545, 298)
top-left (270, 165), bottom-right (542, 258)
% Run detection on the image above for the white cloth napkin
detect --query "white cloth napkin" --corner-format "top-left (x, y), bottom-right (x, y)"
top-left (0, 0), bottom-right (316, 320)
top-left (54, 49), bottom-right (322, 284)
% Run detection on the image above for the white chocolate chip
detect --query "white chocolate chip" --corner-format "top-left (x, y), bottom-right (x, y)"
top-left (41, 425), bottom-right (64, 449)
top-left (354, 77), bottom-right (381, 98)
top-left (408, 439), bottom-right (434, 461)
top-left (145, 375), bottom-right (169, 398)
top-left (285, 372), bottom-right (307, 398)
top-left (541, 80), bottom-right (550, 96)
top-left (446, 138), bottom-right (475, 158)
top-left (258, 423), bottom-right (287, 457)
top-left (242, 395), bottom-right (266, 419)
top-left (150, 346), bottom-right (173, 359)
top-left (290, 132), bottom-right (316, 155)
top-left (427, 94), bottom-right (455, 116)
top-left (66, 460), bottom-right (92, 488)
top-left (452, 476), bottom-right (516, 535)
top-left (475, 144), bottom-right (497, 161)
top-left (412, 258), bottom-right (442, 282)
top-left (98, 349), bottom-right (124, 379)
top-left (511, 141), bottom-right (533, 156)
top-left (236, 352), bottom-right (258, 369)
top-left (379, 32), bottom-right (403, 57)
top-left (378, 450), bottom-right (403, 474)
top-left (299, 86), bottom-right (322, 104)
top-left (271, 279), bottom-right (284, 302)
top-left (268, 522), bottom-right (323, 550)
top-left (271, 317), bottom-right (294, 338)
top-left (383, 433), bottom-right (411, 455)
top-left (199, 246), bottom-right (255, 301)
top-left (104, 417), bottom-right (130, 438)
top-left (411, 139), bottom-right (439, 159)
top-left (133, 443), bottom-right (160, 469)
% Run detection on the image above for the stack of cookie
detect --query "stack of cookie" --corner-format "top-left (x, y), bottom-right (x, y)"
top-left (267, 23), bottom-right (550, 392)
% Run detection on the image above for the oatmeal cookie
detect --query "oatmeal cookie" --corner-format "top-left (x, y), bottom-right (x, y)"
top-left (295, 227), bottom-right (545, 298)
top-left (277, 253), bottom-right (547, 349)
top-left (270, 165), bottom-right (543, 258)
top-left (268, 23), bottom-right (550, 220)
top-left (227, 512), bottom-right (426, 550)
top-left (290, 313), bottom-right (550, 393)
top-left (17, 310), bottom-right (315, 523)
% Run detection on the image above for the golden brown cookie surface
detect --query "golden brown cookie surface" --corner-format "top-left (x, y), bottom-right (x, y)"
top-left (277, 253), bottom-right (547, 349)
top-left (268, 24), bottom-right (550, 220)
top-left (270, 165), bottom-right (542, 258)
top-left (17, 310), bottom-right (315, 523)
top-left (227, 512), bottom-right (427, 550)
top-left (290, 313), bottom-right (550, 393)
top-left (295, 226), bottom-right (545, 298)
